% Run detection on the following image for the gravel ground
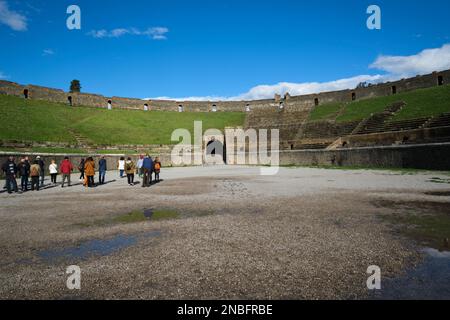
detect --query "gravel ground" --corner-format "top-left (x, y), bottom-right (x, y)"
top-left (0, 165), bottom-right (449, 299)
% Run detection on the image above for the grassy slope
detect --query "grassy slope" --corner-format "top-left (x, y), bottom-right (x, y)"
top-left (308, 102), bottom-right (342, 121)
top-left (0, 95), bottom-right (245, 145)
top-left (308, 84), bottom-right (450, 123)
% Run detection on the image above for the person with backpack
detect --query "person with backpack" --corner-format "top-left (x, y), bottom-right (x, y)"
top-left (125, 157), bottom-right (136, 186)
top-left (30, 160), bottom-right (41, 191)
top-left (49, 159), bottom-right (58, 185)
top-left (84, 157), bottom-right (96, 187)
top-left (78, 158), bottom-right (85, 181)
top-left (36, 156), bottom-right (45, 187)
top-left (118, 157), bottom-right (125, 178)
top-left (60, 156), bottom-right (74, 188)
top-left (1, 156), bottom-right (18, 194)
top-left (98, 156), bottom-right (107, 185)
top-left (17, 157), bottom-right (30, 192)
top-left (141, 154), bottom-right (153, 187)
top-left (153, 157), bottom-right (161, 182)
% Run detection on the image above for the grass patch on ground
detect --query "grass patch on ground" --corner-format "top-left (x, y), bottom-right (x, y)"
top-left (0, 95), bottom-right (245, 145)
top-left (428, 177), bottom-right (450, 184)
top-left (335, 84), bottom-right (450, 123)
top-left (150, 210), bottom-right (179, 220)
top-left (308, 102), bottom-right (342, 121)
top-left (68, 208), bottom-right (205, 229)
top-left (113, 209), bottom-right (179, 224)
top-left (382, 209), bottom-right (450, 250)
top-left (113, 210), bottom-right (148, 223)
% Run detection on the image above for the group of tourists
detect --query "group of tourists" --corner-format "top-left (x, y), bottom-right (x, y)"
top-left (1, 154), bottom-right (162, 194)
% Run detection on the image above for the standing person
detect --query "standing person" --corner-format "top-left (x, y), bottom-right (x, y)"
top-left (153, 157), bottom-right (161, 182)
top-left (1, 156), bottom-right (18, 194)
top-left (30, 160), bottom-right (41, 191)
top-left (137, 155), bottom-right (144, 178)
top-left (125, 157), bottom-right (136, 186)
top-left (84, 157), bottom-right (95, 188)
top-left (98, 156), bottom-right (107, 185)
top-left (17, 157), bottom-right (30, 192)
top-left (118, 157), bottom-right (125, 178)
top-left (49, 160), bottom-right (58, 185)
top-left (36, 156), bottom-right (45, 187)
top-left (78, 158), bottom-right (85, 181)
top-left (141, 154), bottom-right (153, 187)
top-left (60, 156), bottom-right (74, 188)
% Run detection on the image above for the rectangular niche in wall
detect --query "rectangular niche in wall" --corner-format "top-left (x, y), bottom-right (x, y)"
top-left (391, 86), bottom-right (397, 95)
top-left (438, 75), bottom-right (444, 86)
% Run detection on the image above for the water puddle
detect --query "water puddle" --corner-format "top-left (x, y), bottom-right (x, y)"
top-left (38, 231), bottom-right (161, 264)
top-left (369, 248), bottom-right (450, 299)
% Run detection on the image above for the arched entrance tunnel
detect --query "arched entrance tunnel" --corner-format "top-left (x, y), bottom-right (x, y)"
top-left (205, 137), bottom-right (227, 164)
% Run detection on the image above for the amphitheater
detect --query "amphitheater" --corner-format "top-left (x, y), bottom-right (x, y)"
top-left (1, 69), bottom-right (450, 171)
top-left (1, 71), bottom-right (450, 300)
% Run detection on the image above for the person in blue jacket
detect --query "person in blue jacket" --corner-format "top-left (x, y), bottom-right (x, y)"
top-left (98, 156), bottom-right (107, 185)
top-left (141, 154), bottom-right (153, 187)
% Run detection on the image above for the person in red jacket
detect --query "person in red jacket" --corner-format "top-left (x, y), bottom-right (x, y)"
top-left (60, 157), bottom-right (74, 188)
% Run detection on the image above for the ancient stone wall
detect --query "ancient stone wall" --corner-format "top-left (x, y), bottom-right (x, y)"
top-left (1, 70), bottom-right (448, 113)
top-left (2, 141), bottom-right (449, 178)
top-left (278, 143), bottom-right (450, 170)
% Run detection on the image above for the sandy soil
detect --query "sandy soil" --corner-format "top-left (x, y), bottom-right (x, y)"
top-left (0, 165), bottom-right (449, 299)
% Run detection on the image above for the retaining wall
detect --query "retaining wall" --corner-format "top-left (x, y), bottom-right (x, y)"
top-left (2, 143), bottom-right (449, 178)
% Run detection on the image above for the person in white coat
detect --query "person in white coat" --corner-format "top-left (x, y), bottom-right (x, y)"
top-left (49, 159), bottom-right (58, 185)
top-left (118, 157), bottom-right (125, 178)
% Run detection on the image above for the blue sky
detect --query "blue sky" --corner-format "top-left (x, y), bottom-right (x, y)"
top-left (0, 0), bottom-right (449, 100)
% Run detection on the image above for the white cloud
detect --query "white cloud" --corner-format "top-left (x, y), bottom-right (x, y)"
top-left (149, 44), bottom-right (450, 101)
top-left (147, 74), bottom-right (386, 102)
top-left (0, 71), bottom-right (7, 79)
top-left (145, 27), bottom-right (169, 40)
top-left (230, 75), bottom-right (386, 101)
top-left (0, 0), bottom-right (27, 31)
top-left (88, 27), bottom-right (169, 40)
top-left (42, 49), bottom-right (55, 56)
top-left (370, 43), bottom-right (450, 77)
top-left (88, 29), bottom-right (108, 38)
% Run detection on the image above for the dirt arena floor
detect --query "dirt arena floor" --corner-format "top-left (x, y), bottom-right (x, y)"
top-left (1, 165), bottom-right (449, 299)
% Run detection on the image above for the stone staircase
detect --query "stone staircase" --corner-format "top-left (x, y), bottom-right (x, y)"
top-left (352, 102), bottom-right (406, 135)
top-left (299, 120), bottom-right (359, 139)
top-left (295, 142), bottom-right (331, 150)
top-left (382, 118), bottom-right (430, 132)
top-left (67, 128), bottom-right (96, 151)
top-left (423, 112), bottom-right (450, 129)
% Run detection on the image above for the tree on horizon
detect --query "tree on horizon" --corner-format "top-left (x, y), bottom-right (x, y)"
top-left (70, 80), bottom-right (81, 93)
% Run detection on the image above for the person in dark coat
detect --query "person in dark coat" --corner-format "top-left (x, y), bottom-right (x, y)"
top-left (36, 156), bottom-right (45, 187)
top-left (17, 157), bottom-right (30, 191)
top-left (78, 158), bottom-right (85, 181)
top-left (98, 156), bottom-right (107, 185)
top-left (2, 156), bottom-right (18, 194)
